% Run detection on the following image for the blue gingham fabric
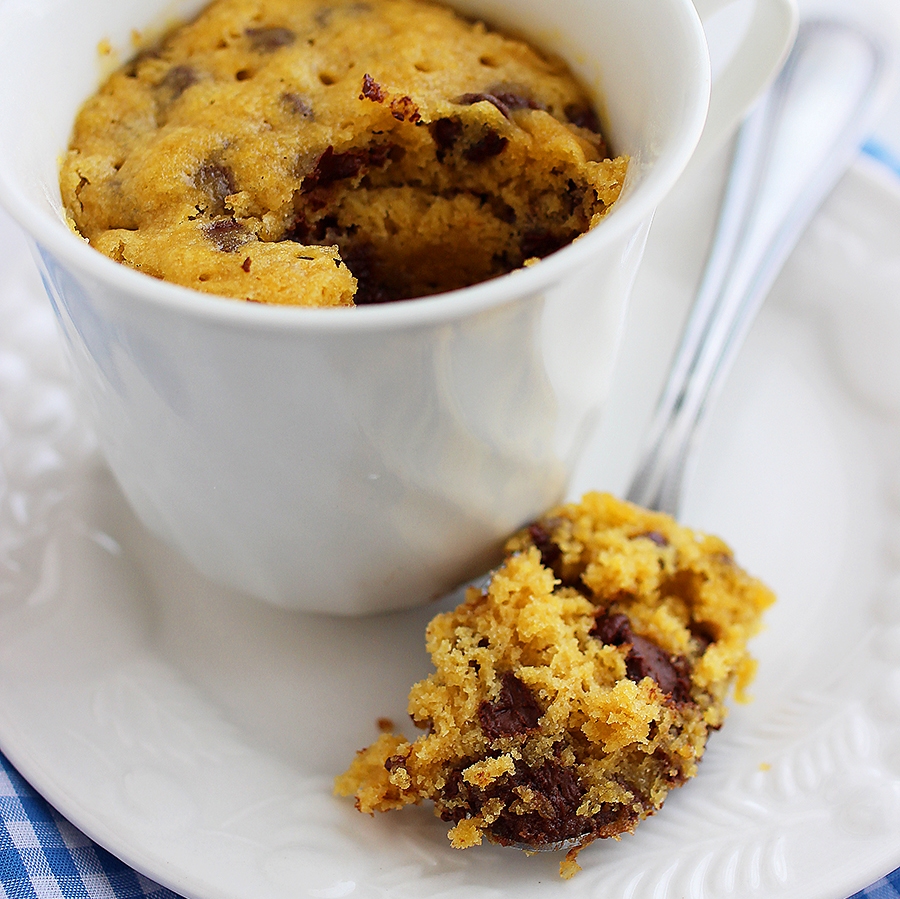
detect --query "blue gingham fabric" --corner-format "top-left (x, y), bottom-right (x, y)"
top-left (0, 747), bottom-right (898, 899)
top-left (855, 875), bottom-right (900, 899)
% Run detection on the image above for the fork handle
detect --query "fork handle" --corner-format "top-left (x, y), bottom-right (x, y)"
top-left (626, 18), bottom-right (892, 516)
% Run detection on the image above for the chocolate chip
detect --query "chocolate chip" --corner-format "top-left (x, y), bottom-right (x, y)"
top-left (204, 218), bottom-right (248, 252)
top-left (520, 230), bottom-right (571, 259)
top-left (490, 89), bottom-right (544, 112)
top-left (438, 753), bottom-right (641, 847)
top-left (457, 90), bottom-right (543, 119)
top-left (454, 756), bottom-right (633, 847)
top-left (245, 26), bottom-right (296, 52)
top-left (195, 162), bottom-right (237, 214)
top-left (241, 256), bottom-right (252, 272)
top-left (429, 117), bottom-right (463, 160)
top-left (652, 747), bottom-right (690, 787)
top-left (528, 522), bottom-right (561, 571)
top-left (457, 92), bottom-right (512, 119)
top-left (464, 130), bottom-right (508, 163)
top-left (591, 613), bottom-right (692, 702)
top-left (491, 759), bottom-right (588, 844)
top-left (157, 64), bottom-right (197, 100)
top-left (302, 144), bottom-right (394, 192)
top-left (478, 672), bottom-right (542, 740)
top-left (359, 73), bottom-right (386, 103)
top-left (591, 612), bottom-right (632, 646)
top-left (564, 102), bottom-right (601, 133)
top-left (281, 92), bottom-right (314, 117)
top-left (302, 146), bottom-right (366, 190)
top-left (624, 638), bottom-right (689, 699)
top-left (525, 518), bottom-right (588, 590)
top-left (197, 164), bottom-right (236, 197)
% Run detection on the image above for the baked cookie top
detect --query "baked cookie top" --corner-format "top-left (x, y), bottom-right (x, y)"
top-left (60, 0), bottom-right (626, 306)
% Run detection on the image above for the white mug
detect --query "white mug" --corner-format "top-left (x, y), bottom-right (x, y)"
top-left (0, 0), bottom-right (796, 614)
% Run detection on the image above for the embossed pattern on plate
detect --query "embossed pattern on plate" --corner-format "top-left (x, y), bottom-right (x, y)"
top-left (1, 155), bottom-right (900, 899)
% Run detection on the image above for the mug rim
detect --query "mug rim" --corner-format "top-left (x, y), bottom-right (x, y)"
top-left (0, 0), bottom-right (711, 334)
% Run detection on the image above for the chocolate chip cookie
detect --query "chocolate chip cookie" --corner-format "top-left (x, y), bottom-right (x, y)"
top-left (60, 0), bottom-right (627, 306)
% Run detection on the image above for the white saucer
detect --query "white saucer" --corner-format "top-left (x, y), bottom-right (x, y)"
top-left (1, 152), bottom-right (900, 899)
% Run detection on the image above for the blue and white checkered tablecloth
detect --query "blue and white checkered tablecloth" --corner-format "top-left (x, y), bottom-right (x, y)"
top-left (0, 753), bottom-right (179, 899)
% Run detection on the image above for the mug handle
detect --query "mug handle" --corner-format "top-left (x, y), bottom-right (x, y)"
top-left (692, 0), bottom-right (798, 162)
